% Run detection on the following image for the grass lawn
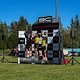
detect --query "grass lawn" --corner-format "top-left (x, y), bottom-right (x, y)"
top-left (0, 56), bottom-right (80, 80)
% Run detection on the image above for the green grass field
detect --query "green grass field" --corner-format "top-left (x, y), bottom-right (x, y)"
top-left (0, 56), bottom-right (80, 80)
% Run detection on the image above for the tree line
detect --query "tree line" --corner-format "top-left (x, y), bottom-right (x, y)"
top-left (62, 15), bottom-right (80, 48)
top-left (0, 16), bottom-right (32, 50)
top-left (0, 15), bottom-right (80, 50)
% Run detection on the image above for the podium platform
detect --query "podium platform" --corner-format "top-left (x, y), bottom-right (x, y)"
top-left (18, 56), bottom-right (48, 64)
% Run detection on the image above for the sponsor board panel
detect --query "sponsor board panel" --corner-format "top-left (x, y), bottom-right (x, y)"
top-left (48, 37), bottom-right (53, 44)
top-left (18, 38), bottom-right (25, 44)
top-left (18, 31), bottom-right (25, 38)
top-left (53, 43), bottom-right (59, 50)
top-left (53, 58), bottom-right (59, 64)
top-left (47, 50), bottom-right (53, 58)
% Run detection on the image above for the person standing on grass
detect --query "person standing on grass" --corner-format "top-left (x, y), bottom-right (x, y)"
top-left (15, 47), bottom-right (18, 57)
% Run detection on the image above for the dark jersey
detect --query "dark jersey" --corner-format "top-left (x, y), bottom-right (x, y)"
top-left (26, 34), bottom-right (32, 46)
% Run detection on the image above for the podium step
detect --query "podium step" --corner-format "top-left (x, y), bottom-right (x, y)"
top-left (18, 56), bottom-right (41, 64)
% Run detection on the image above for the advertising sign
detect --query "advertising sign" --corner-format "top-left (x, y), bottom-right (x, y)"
top-left (18, 31), bottom-right (25, 38)
top-left (48, 37), bottom-right (53, 44)
top-left (53, 58), bottom-right (59, 63)
top-left (47, 50), bottom-right (53, 58)
top-left (18, 51), bottom-right (25, 57)
top-left (53, 30), bottom-right (59, 36)
top-left (38, 16), bottom-right (52, 23)
top-left (18, 38), bottom-right (25, 44)
top-left (53, 51), bottom-right (59, 57)
top-left (53, 44), bottom-right (59, 50)
top-left (18, 44), bottom-right (25, 51)
top-left (42, 30), bottom-right (48, 37)
top-left (53, 36), bottom-right (59, 43)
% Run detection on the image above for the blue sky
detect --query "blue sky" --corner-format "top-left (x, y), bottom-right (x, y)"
top-left (0, 0), bottom-right (80, 27)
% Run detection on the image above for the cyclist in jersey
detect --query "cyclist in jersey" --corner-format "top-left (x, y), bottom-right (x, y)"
top-left (34, 33), bottom-right (39, 57)
top-left (42, 37), bottom-right (47, 60)
top-left (25, 30), bottom-right (32, 57)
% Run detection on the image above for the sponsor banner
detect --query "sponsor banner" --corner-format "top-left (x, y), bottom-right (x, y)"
top-left (25, 38), bottom-right (27, 44)
top-left (18, 51), bottom-right (25, 57)
top-left (18, 44), bottom-right (25, 51)
top-left (53, 30), bottom-right (59, 37)
top-left (47, 44), bottom-right (53, 50)
top-left (18, 38), bottom-right (25, 44)
top-left (53, 51), bottom-right (59, 57)
top-left (53, 36), bottom-right (59, 43)
top-left (53, 58), bottom-right (59, 63)
top-left (42, 30), bottom-right (48, 37)
top-left (48, 58), bottom-right (53, 61)
top-left (48, 37), bottom-right (53, 44)
top-left (53, 43), bottom-right (59, 50)
top-left (60, 43), bottom-right (63, 51)
top-left (52, 23), bottom-right (59, 29)
top-left (18, 31), bottom-right (25, 38)
top-left (47, 50), bottom-right (53, 58)
top-left (18, 44), bottom-right (20, 51)
top-left (38, 16), bottom-right (52, 23)
top-left (48, 32), bottom-right (53, 36)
